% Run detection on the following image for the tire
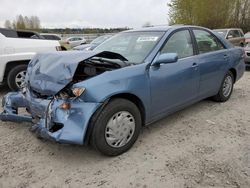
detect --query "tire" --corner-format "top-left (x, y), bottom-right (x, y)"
top-left (90, 98), bottom-right (142, 156)
top-left (7, 64), bottom-right (27, 91)
top-left (212, 71), bottom-right (234, 102)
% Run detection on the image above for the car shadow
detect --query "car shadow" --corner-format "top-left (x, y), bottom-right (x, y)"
top-left (32, 99), bottom-right (214, 162)
top-left (0, 85), bottom-right (10, 96)
top-left (0, 85), bottom-right (241, 162)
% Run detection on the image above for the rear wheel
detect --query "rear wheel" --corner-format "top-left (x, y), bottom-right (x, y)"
top-left (7, 64), bottom-right (27, 91)
top-left (91, 98), bottom-right (141, 156)
top-left (212, 71), bottom-right (234, 102)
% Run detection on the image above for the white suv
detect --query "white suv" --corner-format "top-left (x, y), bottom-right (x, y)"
top-left (0, 28), bottom-right (61, 90)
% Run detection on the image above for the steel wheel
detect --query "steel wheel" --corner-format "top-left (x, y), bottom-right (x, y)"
top-left (105, 111), bottom-right (135, 148)
top-left (15, 70), bottom-right (26, 89)
top-left (222, 75), bottom-right (233, 97)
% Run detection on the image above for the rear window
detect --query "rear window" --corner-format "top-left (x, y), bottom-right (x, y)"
top-left (16, 31), bottom-right (39, 39)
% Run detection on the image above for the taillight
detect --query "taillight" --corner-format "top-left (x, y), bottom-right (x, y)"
top-left (56, 46), bottom-right (62, 51)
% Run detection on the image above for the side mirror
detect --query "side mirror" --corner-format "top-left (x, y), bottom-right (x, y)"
top-left (152, 53), bottom-right (178, 66)
top-left (227, 35), bottom-right (233, 39)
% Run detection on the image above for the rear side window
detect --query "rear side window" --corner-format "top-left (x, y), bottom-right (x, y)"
top-left (161, 30), bottom-right (194, 59)
top-left (193, 30), bottom-right (225, 54)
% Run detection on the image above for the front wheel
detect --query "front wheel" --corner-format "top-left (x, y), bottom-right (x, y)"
top-left (90, 98), bottom-right (142, 156)
top-left (212, 71), bottom-right (234, 102)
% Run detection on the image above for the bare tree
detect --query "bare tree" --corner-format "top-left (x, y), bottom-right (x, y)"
top-left (16, 15), bottom-right (26, 29)
top-left (4, 20), bottom-right (12, 29)
top-left (7, 15), bottom-right (41, 30)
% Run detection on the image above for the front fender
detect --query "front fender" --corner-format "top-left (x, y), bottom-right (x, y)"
top-left (74, 63), bottom-right (151, 122)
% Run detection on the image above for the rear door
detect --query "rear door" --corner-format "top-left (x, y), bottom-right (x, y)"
top-left (192, 29), bottom-right (229, 98)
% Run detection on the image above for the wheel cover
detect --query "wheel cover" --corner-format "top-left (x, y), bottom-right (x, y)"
top-left (222, 75), bottom-right (233, 97)
top-left (15, 70), bottom-right (26, 89)
top-left (105, 111), bottom-right (135, 148)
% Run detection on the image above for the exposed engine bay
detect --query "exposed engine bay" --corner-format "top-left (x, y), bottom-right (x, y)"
top-left (73, 57), bottom-right (129, 82)
top-left (26, 51), bottom-right (131, 97)
top-left (58, 56), bottom-right (130, 98)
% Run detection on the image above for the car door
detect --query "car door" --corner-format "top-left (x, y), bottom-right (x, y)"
top-left (192, 29), bottom-right (229, 98)
top-left (149, 29), bottom-right (200, 119)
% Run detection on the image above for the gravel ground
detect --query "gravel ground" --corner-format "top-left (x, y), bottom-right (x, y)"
top-left (0, 72), bottom-right (250, 188)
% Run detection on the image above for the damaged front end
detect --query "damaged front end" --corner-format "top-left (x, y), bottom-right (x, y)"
top-left (0, 51), bottom-right (129, 144)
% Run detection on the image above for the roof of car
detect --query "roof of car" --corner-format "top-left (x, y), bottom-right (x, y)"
top-left (124, 25), bottom-right (208, 33)
top-left (214, 28), bottom-right (243, 31)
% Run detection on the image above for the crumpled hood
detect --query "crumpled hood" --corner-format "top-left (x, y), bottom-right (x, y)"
top-left (26, 50), bottom-right (126, 96)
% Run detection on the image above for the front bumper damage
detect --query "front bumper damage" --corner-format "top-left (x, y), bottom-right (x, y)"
top-left (0, 90), bottom-right (102, 145)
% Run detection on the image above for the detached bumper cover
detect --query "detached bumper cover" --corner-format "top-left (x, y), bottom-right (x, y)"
top-left (0, 92), bottom-right (32, 122)
top-left (0, 91), bottom-right (102, 145)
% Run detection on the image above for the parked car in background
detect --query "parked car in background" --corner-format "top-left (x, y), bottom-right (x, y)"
top-left (73, 35), bottom-right (112, 51)
top-left (244, 32), bottom-right (250, 44)
top-left (0, 26), bottom-right (245, 156)
top-left (63, 36), bottom-right (87, 48)
top-left (214, 28), bottom-right (245, 47)
top-left (40, 33), bottom-right (61, 41)
top-left (40, 33), bottom-right (68, 50)
top-left (0, 28), bottom-right (61, 90)
top-left (245, 43), bottom-right (250, 67)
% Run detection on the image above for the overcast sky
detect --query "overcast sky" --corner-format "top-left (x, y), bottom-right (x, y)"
top-left (0, 0), bottom-right (170, 29)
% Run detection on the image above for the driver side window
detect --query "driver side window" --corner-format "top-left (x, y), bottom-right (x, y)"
top-left (161, 30), bottom-right (194, 59)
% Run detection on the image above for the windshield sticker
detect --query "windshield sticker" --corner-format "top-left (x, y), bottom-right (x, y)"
top-left (137, 36), bottom-right (159, 42)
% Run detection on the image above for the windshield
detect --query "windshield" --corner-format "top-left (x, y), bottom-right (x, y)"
top-left (214, 29), bottom-right (227, 37)
top-left (94, 31), bottom-right (164, 64)
top-left (91, 35), bottom-right (111, 44)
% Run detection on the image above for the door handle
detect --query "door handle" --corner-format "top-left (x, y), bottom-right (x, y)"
top-left (192, 63), bottom-right (198, 70)
top-left (192, 63), bottom-right (198, 67)
top-left (224, 54), bottom-right (229, 59)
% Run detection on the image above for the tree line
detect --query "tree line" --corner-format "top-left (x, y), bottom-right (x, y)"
top-left (4, 15), bottom-right (41, 30)
top-left (3, 14), bottom-right (129, 34)
top-left (168, 0), bottom-right (250, 32)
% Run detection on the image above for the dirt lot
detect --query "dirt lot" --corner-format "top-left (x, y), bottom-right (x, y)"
top-left (0, 72), bottom-right (250, 188)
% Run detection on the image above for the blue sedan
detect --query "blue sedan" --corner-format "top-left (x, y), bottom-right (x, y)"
top-left (0, 25), bottom-right (245, 156)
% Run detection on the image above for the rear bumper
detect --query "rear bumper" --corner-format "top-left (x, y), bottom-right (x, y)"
top-left (0, 90), bottom-right (102, 145)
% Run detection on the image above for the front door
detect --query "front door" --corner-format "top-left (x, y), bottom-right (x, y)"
top-left (149, 29), bottom-right (200, 119)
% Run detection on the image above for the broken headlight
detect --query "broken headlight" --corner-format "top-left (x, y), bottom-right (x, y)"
top-left (57, 87), bottom-right (86, 99)
top-left (72, 87), bottom-right (85, 97)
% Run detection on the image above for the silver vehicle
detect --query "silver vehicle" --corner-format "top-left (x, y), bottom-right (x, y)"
top-left (245, 43), bottom-right (250, 67)
top-left (214, 28), bottom-right (245, 47)
top-left (65, 36), bottom-right (87, 48)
